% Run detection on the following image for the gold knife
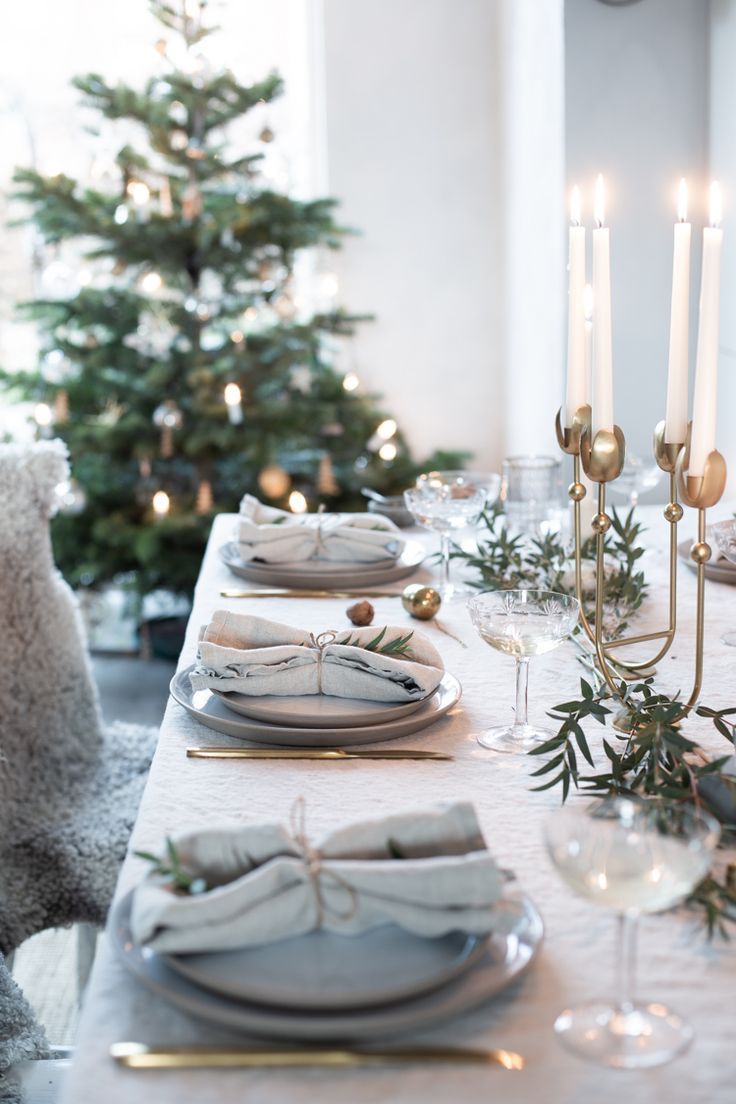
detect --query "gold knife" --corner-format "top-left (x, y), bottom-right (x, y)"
top-left (186, 747), bottom-right (452, 761)
top-left (110, 1041), bottom-right (524, 1070)
top-left (220, 589), bottom-right (404, 599)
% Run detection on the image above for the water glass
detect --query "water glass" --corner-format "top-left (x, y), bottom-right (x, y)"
top-left (501, 456), bottom-right (561, 534)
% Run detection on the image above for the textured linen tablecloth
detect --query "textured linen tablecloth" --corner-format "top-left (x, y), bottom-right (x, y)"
top-left (63, 509), bottom-right (736, 1104)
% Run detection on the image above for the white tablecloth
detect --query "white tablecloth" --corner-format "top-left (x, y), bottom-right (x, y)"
top-left (62, 509), bottom-right (736, 1104)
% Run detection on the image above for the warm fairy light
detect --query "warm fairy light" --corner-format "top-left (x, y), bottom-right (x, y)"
top-left (224, 383), bottom-right (242, 407)
top-left (677, 178), bottom-right (688, 223)
top-left (342, 371), bottom-right (360, 392)
top-left (710, 181), bottom-right (722, 228)
top-left (570, 185), bottom-right (581, 227)
top-left (152, 490), bottom-right (170, 518)
top-left (34, 402), bottom-right (53, 427)
top-left (140, 271), bottom-right (163, 294)
top-left (594, 174), bottom-right (605, 228)
top-left (376, 418), bottom-right (397, 441)
top-left (288, 490), bottom-right (308, 514)
top-left (379, 442), bottom-right (397, 462)
top-left (230, 329), bottom-right (244, 344)
top-left (583, 283), bottom-right (594, 324)
top-left (127, 180), bottom-right (151, 206)
top-left (114, 204), bottom-right (129, 225)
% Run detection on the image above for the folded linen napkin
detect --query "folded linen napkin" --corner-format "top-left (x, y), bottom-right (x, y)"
top-left (190, 610), bottom-right (445, 702)
top-left (237, 494), bottom-right (405, 564)
top-left (131, 803), bottom-right (505, 953)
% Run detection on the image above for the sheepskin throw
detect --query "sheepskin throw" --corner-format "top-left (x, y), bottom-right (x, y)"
top-left (0, 441), bottom-right (156, 953)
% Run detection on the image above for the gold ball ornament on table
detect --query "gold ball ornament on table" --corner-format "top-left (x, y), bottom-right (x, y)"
top-left (401, 584), bottom-right (442, 621)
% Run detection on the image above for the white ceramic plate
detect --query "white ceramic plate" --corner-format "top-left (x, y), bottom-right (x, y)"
top-left (110, 891), bottom-right (542, 1042)
top-left (170, 666), bottom-right (461, 746)
top-left (678, 539), bottom-right (736, 585)
top-left (164, 925), bottom-right (486, 1011)
top-left (212, 687), bottom-right (437, 729)
top-left (219, 540), bottom-right (425, 589)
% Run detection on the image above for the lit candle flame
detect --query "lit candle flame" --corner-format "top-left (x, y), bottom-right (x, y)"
top-left (570, 185), bottom-right (581, 227)
top-left (677, 178), bottom-right (688, 223)
top-left (583, 283), bottom-right (594, 324)
top-left (594, 174), bottom-right (605, 228)
top-left (710, 181), bottom-right (722, 228)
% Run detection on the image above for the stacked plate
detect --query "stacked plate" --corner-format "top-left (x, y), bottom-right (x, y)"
top-left (678, 539), bottom-right (736, 585)
top-left (219, 539), bottom-right (426, 589)
top-left (111, 890), bottom-right (543, 1041)
top-left (170, 666), bottom-right (462, 747)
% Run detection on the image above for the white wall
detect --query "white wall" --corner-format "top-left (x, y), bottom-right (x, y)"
top-left (710, 0), bottom-right (736, 489)
top-left (321, 0), bottom-right (506, 470)
top-left (565, 0), bottom-right (709, 463)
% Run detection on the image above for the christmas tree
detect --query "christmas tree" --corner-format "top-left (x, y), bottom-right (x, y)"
top-left (3, 0), bottom-right (461, 598)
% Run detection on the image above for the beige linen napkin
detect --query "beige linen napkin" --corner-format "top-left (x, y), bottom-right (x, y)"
top-left (130, 803), bottom-right (505, 953)
top-left (237, 494), bottom-right (405, 564)
top-left (190, 610), bottom-right (445, 702)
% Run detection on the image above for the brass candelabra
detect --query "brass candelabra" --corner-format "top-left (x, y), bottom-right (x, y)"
top-left (555, 405), bottom-right (727, 712)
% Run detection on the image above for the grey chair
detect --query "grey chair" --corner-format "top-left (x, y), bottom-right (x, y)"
top-left (0, 441), bottom-right (156, 1063)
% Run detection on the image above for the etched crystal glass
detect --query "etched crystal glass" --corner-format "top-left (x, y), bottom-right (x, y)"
top-left (467, 589), bottom-right (579, 753)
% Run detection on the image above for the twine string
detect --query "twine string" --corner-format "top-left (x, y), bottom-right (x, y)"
top-left (289, 798), bottom-right (358, 927)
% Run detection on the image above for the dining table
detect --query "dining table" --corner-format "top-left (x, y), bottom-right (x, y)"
top-left (60, 507), bottom-right (736, 1104)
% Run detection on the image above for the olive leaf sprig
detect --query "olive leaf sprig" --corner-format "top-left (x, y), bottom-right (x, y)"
top-left (135, 838), bottom-right (208, 895)
top-left (530, 675), bottom-right (736, 937)
top-left (338, 626), bottom-right (415, 658)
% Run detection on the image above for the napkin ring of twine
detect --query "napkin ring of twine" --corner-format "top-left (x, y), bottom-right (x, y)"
top-left (307, 630), bottom-right (340, 693)
top-left (290, 798), bottom-right (357, 928)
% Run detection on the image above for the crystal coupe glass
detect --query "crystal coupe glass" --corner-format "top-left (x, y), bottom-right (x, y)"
top-left (404, 472), bottom-right (495, 599)
top-left (467, 589), bottom-right (579, 753)
top-left (546, 797), bottom-right (719, 1069)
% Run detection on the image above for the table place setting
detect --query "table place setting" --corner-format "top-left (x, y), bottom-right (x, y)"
top-left (171, 609), bottom-right (462, 748)
top-left (219, 494), bottom-right (426, 589)
top-left (109, 803), bottom-right (542, 1051)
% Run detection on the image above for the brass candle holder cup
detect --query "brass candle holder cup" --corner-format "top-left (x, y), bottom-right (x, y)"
top-left (557, 405), bottom-right (726, 714)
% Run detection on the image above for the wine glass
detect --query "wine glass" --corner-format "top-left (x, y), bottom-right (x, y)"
top-left (546, 797), bottom-right (720, 1069)
top-left (608, 452), bottom-right (662, 509)
top-left (710, 520), bottom-right (736, 645)
top-left (404, 472), bottom-right (494, 599)
top-left (467, 589), bottom-right (579, 753)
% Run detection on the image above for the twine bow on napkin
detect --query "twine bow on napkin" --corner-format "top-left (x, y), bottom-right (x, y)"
top-left (129, 802), bottom-right (507, 954)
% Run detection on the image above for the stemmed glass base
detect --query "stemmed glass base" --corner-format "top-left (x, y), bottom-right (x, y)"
top-left (477, 723), bottom-right (551, 754)
top-left (554, 999), bottom-right (693, 1069)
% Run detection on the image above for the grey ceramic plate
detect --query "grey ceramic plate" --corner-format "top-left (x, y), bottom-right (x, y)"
top-left (164, 925), bottom-right (486, 1011)
top-left (212, 687), bottom-right (437, 728)
top-left (170, 666), bottom-right (461, 746)
top-left (110, 891), bottom-right (542, 1042)
top-left (678, 539), bottom-right (736, 585)
top-left (219, 540), bottom-right (425, 589)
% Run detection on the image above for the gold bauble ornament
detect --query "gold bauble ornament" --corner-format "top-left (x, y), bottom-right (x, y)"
top-left (258, 464), bottom-right (291, 499)
top-left (401, 584), bottom-right (442, 621)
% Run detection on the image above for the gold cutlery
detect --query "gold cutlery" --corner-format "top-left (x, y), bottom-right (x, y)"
top-left (110, 1041), bottom-right (524, 1070)
top-left (186, 747), bottom-right (453, 761)
top-left (220, 589), bottom-right (404, 599)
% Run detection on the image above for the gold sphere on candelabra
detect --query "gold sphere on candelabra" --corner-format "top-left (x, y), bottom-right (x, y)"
top-left (568, 481), bottom-right (586, 503)
top-left (591, 512), bottom-right (612, 535)
top-left (664, 502), bottom-right (684, 524)
top-left (402, 584), bottom-right (442, 620)
top-left (690, 541), bottom-right (712, 566)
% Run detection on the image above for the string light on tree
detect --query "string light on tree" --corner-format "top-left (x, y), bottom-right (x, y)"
top-left (224, 382), bottom-right (244, 425)
top-left (288, 490), bottom-right (308, 514)
top-left (367, 417), bottom-right (398, 452)
top-left (140, 271), bottom-right (163, 294)
top-left (152, 490), bottom-right (171, 520)
top-left (258, 464), bottom-right (291, 499)
top-left (342, 371), bottom-right (360, 392)
top-left (152, 399), bottom-right (183, 457)
top-left (379, 441), bottom-right (398, 462)
top-left (34, 402), bottom-right (54, 437)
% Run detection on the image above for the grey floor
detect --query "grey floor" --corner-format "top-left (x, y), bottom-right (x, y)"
top-left (12, 655), bottom-right (175, 1045)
